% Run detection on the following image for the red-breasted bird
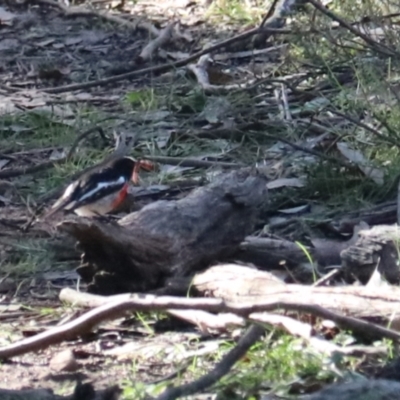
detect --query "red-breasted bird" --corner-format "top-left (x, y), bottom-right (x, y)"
top-left (43, 157), bottom-right (154, 218)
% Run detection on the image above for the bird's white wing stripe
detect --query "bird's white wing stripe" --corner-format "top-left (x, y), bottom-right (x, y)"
top-left (63, 182), bottom-right (76, 199)
top-left (79, 176), bottom-right (125, 202)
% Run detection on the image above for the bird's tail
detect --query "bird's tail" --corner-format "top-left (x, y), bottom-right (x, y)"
top-left (40, 197), bottom-right (70, 220)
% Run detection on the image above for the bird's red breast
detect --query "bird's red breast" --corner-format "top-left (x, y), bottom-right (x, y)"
top-left (43, 156), bottom-right (157, 219)
top-left (111, 182), bottom-right (129, 210)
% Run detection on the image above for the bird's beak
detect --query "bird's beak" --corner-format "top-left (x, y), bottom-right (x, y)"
top-left (138, 160), bottom-right (156, 172)
top-left (131, 160), bottom-right (156, 184)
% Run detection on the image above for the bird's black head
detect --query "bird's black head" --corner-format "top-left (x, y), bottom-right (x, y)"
top-left (111, 157), bottom-right (137, 180)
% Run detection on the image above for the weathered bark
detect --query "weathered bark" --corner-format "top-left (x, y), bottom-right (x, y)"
top-left (306, 379), bottom-right (400, 400)
top-left (236, 236), bottom-right (348, 276)
top-left (237, 224), bottom-right (400, 284)
top-left (192, 264), bottom-right (400, 325)
top-left (59, 169), bottom-right (268, 294)
top-left (0, 383), bottom-right (120, 400)
top-left (341, 225), bottom-right (400, 284)
top-left (335, 201), bottom-right (397, 234)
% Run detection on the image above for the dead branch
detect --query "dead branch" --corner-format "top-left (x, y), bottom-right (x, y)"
top-left (0, 382), bottom-right (121, 400)
top-left (0, 123), bottom-right (112, 180)
top-left (307, 379), bottom-right (400, 400)
top-left (328, 109), bottom-right (398, 147)
top-left (3, 282), bottom-right (400, 359)
top-left (66, 126), bottom-right (107, 161)
top-left (252, 0), bottom-right (298, 48)
top-left (143, 155), bottom-right (244, 169)
top-left (60, 287), bottom-right (385, 356)
top-left (192, 264), bottom-right (400, 334)
top-left (307, 0), bottom-right (396, 56)
top-left (187, 55), bottom-right (246, 93)
top-left (248, 312), bottom-right (387, 357)
top-left (59, 169), bottom-right (267, 294)
top-left (236, 235), bottom-right (350, 273)
top-left (335, 202), bottom-right (397, 234)
top-left (340, 225), bottom-right (400, 284)
top-left (138, 22), bottom-right (176, 63)
top-left (0, 159), bottom-right (63, 179)
top-left (34, 0), bottom-right (160, 37)
top-left (42, 26), bottom-right (288, 95)
top-left (60, 287), bottom-right (245, 333)
top-left (187, 55), bottom-right (212, 88)
top-left (155, 324), bottom-right (265, 400)
top-left (61, 287), bottom-right (388, 357)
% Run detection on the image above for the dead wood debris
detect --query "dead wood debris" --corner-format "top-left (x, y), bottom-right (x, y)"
top-left (306, 379), bottom-right (400, 400)
top-left (187, 55), bottom-right (246, 93)
top-left (252, 0), bottom-right (296, 48)
top-left (40, 25), bottom-right (290, 94)
top-left (307, 0), bottom-right (396, 57)
top-left (187, 0), bottom-right (302, 93)
top-left (237, 235), bottom-right (340, 272)
top-left (237, 221), bottom-right (400, 285)
top-left (192, 264), bottom-right (400, 332)
top-left (59, 168), bottom-right (268, 294)
top-left (59, 288), bottom-right (388, 358)
top-left (0, 125), bottom-right (107, 180)
top-left (138, 22), bottom-right (176, 64)
top-left (340, 225), bottom-right (400, 284)
top-left (0, 382), bottom-right (121, 400)
top-left (143, 155), bottom-right (244, 169)
top-left (60, 286), bottom-right (246, 334)
top-left (2, 271), bottom-right (400, 360)
top-left (33, 0), bottom-right (160, 37)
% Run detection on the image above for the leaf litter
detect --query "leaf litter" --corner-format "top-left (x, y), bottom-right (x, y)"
top-left (0, 0), bottom-right (400, 398)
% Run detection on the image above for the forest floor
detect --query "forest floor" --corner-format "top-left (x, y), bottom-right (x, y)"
top-left (1, 0), bottom-right (400, 398)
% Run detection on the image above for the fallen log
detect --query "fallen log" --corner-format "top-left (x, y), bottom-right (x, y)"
top-left (234, 224), bottom-right (400, 284)
top-left (236, 236), bottom-right (347, 279)
top-left (341, 224), bottom-right (400, 284)
top-left (192, 264), bottom-right (400, 327)
top-left (306, 379), bottom-right (400, 400)
top-left (0, 382), bottom-right (120, 400)
top-left (59, 169), bottom-right (268, 294)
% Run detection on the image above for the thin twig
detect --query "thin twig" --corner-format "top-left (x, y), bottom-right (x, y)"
top-left (328, 109), bottom-right (400, 147)
top-left (41, 27), bottom-right (288, 94)
top-left (307, 0), bottom-right (396, 57)
top-left (66, 126), bottom-right (107, 161)
top-left (260, 0), bottom-right (280, 27)
top-left (312, 268), bottom-right (340, 287)
top-left (155, 324), bottom-right (265, 400)
top-left (397, 178), bottom-right (400, 226)
top-left (264, 133), bottom-right (351, 168)
top-left (138, 22), bottom-right (176, 63)
top-left (60, 288), bottom-right (245, 333)
top-left (143, 155), bottom-right (244, 169)
top-left (34, 0), bottom-right (159, 36)
top-left (0, 159), bottom-right (62, 179)
top-left (253, 0), bottom-right (297, 47)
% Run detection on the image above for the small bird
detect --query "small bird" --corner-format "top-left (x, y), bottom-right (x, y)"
top-left (44, 156), bottom-right (154, 218)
